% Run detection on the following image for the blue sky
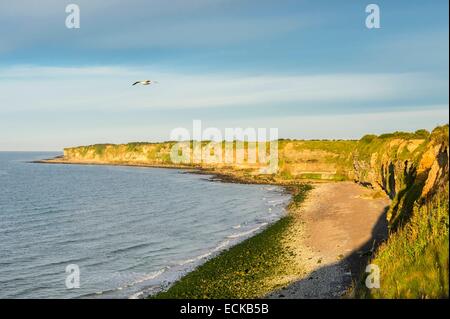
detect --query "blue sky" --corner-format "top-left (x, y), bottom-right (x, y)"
top-left (0, 0), bottom-right (448, 150)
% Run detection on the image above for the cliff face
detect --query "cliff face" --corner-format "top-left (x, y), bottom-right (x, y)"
top-left (64, 140), bottom-right (357, 179)
top-left (354, 126), bottom-right (449, 298)
top-left (64, 143), bottom-right (176, 166)
top-left (350, 126), bottom-right (448, 230)
top-left (351, 138), bottom-right (426, 196)
top-left (58, 125), bottom-right (449, 298)
top-left (61, 126), bottom-right (448, 231)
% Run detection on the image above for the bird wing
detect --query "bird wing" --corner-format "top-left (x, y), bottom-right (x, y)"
top-left (132, 81), bottom-right (140, 86)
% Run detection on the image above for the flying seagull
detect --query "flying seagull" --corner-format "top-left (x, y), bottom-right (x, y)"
top-left (132, 80), bottom-right (158, 86)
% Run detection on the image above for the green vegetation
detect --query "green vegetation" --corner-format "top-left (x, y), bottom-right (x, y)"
top-left (431, 124), bottom-right (449, 145)
top-left (378, 130), bottom-right (431, 140)
top-left (356, 185), bottom-right (449, 298)
top-left (153, 217), bottom-right (292, 298)
top-left (355, 129), bottom-right (429, 165)
top-left (354, 124), bottom-right (449, 299)
top-left (152, 184), bottom-right (312, 299)
top-left (290, 140), bottom-right (356, 154)
top-left (286, 140), bottom-right (356, 178)
top-left (126, 142), bottom-right (148, 152)
top-left (63, 125), bottom-right (449, 299)
top-left (291, 184), bottom-right (314, 207)
top-left (298, 173), bottom-right (323, 180)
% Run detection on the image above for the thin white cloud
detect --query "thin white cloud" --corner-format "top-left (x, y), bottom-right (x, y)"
top-left (2, 106), bottom-right (447, 151)
top-left (91, 16), bottom-right (305, 49)
top-left (222, 107), bottom-right (450, 140)
top-left (0, 65), bottom-right (447, 112)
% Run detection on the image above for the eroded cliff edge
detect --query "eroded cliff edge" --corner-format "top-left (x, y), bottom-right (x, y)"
top-left (58, 126), bottom-right (448, 229)
top-left (44, 125), bottom-right (449, 297)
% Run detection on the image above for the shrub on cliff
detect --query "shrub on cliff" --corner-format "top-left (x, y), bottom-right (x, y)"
top-left (356, 184), bottom-right (449, 298)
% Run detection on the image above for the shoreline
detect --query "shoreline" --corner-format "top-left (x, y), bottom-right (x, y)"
top-left (149, 182), bottom-right (390, 299)
top-left (151, 184), bottom-right (314, 299)
top-left (34, 157), bottom-right (389, 299)
top-left (132, 196), bottom-right (291, 300)
top-left (35, 156), bottom-right (303, 298)
top-left (33, 158), bottom-right (335, 186)
top-left (35, 157), bottom-right (315, 298)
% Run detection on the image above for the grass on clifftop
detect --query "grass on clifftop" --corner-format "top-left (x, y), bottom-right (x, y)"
top-left (355, 184), bottom-right (449, 298)
top-left (152, 184), bottom-right (312, 299)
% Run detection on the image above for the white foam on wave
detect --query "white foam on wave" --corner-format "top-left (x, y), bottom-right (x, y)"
top-left (176, 252), bottom-right (212, 266)
top-left (89, 268), bottom-right (168, 298)
top-left (227, 223), bottom-right (268, 239)
top-left (177, 239), bottom-right (231, 266)
top-left (127, 268), bottom-right (166, 287)
top-left (268, 199), bottom-right (286, 205)
top-left (178, 257), bottom-right (198, 266)
top-left (213, 239), bottom-right (230, 251)
top-left (129, 291), bottom-right (145, 299)
top-left (129, 188), bottom-right (290, 299)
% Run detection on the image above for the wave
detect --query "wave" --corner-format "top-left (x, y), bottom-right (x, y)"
top-left (81, 268), bottom-right (167, 299)
top-left (128, 291), bottom-right (145, 299)
top-left (123, 268), bottom-right (167, 288)
top-left (267, 199), bottom-right (287, 205)
top-left (104, 205), bottom-right (285, 299)
top-left (109, 243), bottom-right (150, 255)
top-left (227, 223), bottom-right (268, 239)
top-left (176, 239), bottom-right (231, 267)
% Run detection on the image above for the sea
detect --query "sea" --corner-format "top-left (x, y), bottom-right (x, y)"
top-left (0, 152), bottom-right (290, 299)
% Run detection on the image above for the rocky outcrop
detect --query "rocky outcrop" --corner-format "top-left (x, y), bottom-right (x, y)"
top-left (54, 125), bottom-right (449, 299)
top-left (350, 126), bottom-right (449, 230)
top-left (60, 125), bottom-right (448, 229)
top-left (419, 143), bottom-right (449, 197)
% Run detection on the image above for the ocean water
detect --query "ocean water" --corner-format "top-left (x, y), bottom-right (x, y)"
top-left (0, 152), bottom-right (290, 299)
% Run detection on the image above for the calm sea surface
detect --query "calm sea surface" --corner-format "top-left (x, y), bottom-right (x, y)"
top-left (0, 152), bottom-right (290, 298)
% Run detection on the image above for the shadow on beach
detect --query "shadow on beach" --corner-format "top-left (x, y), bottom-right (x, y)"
top-left (268, 205), bottom-right (389, 299)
